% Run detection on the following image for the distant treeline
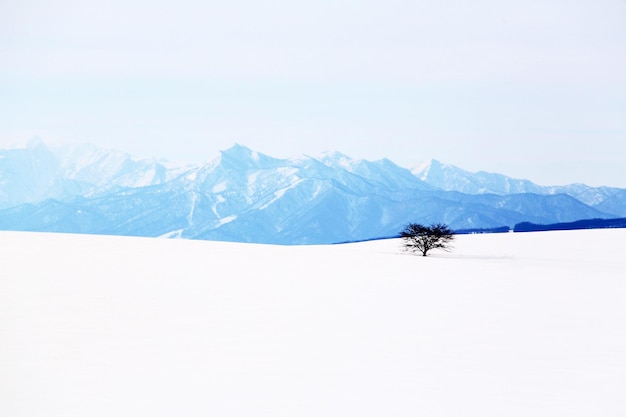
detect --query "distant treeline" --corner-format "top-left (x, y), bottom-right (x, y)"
top-left (455, 218), bottom-right (626, 234)
top-left (513, 218), bottom-right (626, 232)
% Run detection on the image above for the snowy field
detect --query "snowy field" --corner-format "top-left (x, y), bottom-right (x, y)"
top-left (1, 229), bottom-right (625, 416)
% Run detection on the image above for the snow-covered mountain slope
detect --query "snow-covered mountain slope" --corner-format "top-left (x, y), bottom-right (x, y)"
top-left (2, 229), bottom-right (625, 417)
top-left (0, 140), bottom-right (621, 243)
top-left (0, 144), bottom-right (434, 243)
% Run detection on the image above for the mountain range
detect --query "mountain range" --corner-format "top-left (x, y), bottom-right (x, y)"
top-left (0, 138), bottom-right (623, 244)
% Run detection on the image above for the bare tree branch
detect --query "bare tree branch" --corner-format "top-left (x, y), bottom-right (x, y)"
top-left (400, 223), bottom-right (455, 256)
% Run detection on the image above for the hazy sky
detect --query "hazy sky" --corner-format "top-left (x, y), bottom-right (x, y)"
top-left (1, 0), bottom-right (625, 187)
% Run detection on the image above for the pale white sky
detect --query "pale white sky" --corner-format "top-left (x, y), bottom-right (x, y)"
top-left (1, 0), bottom-right (625, 187)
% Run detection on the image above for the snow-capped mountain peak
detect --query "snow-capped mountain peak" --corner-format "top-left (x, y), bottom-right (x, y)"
top-left (26, 136), bottom-right (47, 150)
top-left (411, 159), bottom-right (452, 181)
top-left (315, 150), bottom-right (354, 169)
top-left (216, 143), bottom-right (285, 171)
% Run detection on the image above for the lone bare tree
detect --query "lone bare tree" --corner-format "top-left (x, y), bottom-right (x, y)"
top-left (400, 223), bottom-right (455, 256)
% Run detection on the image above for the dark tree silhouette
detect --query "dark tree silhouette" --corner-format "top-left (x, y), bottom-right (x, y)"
top-left (400, 223), bottom-right (455, 256)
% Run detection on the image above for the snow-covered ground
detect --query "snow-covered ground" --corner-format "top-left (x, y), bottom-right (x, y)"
top-left (1, 229), bottom-right (625, 416)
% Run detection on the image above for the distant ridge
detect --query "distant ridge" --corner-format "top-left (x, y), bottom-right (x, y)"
top-left (412, 159), bottom-right (626, 216)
